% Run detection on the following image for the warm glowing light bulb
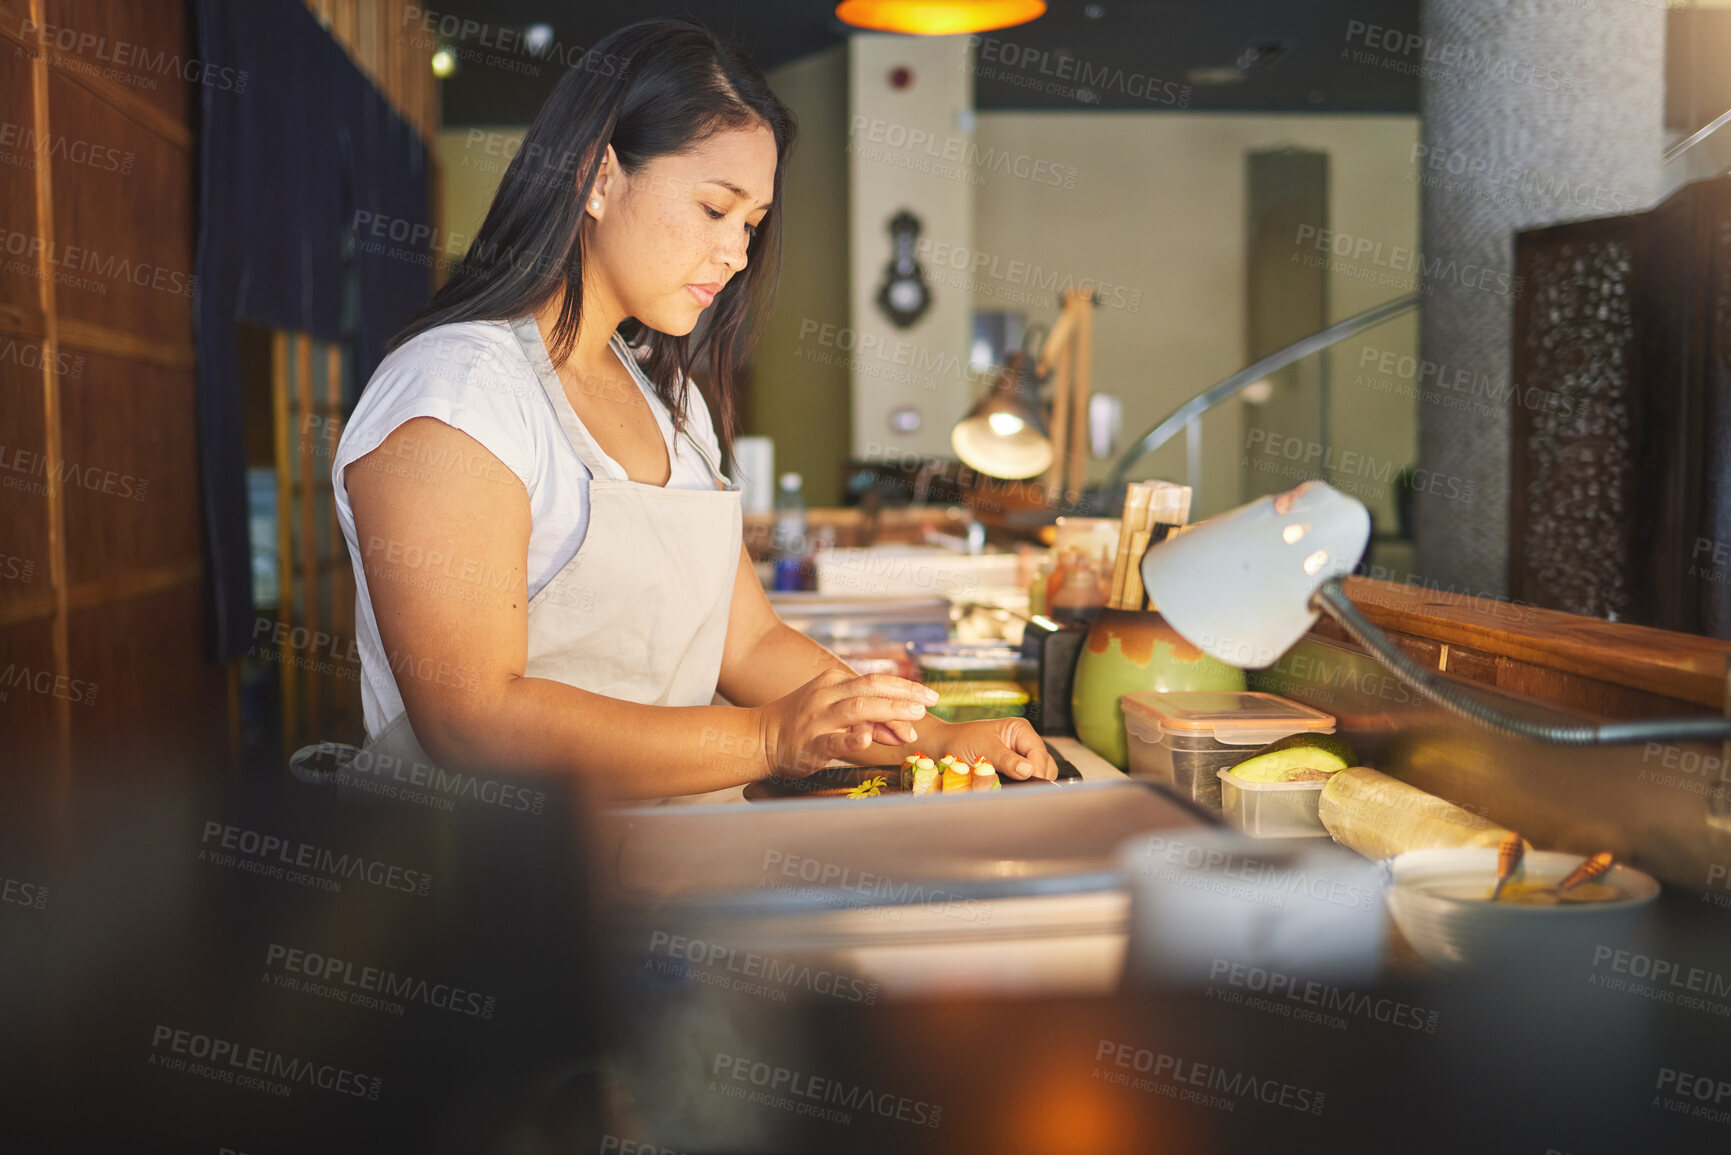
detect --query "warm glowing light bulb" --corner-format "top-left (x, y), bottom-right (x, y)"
top-left (987, 412), bottom-right (1025, 436)
top-left (431, 48), bottom-right (456, 78)
top-left (835, 1), bottom-right (1047, 36)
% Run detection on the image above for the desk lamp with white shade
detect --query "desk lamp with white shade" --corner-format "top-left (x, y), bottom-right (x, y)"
top-left (1141, 480), bottom-right (1731, 747)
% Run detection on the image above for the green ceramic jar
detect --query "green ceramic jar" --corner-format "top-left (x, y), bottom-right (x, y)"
top-left (1070, 609), bottom-right (1247, 769)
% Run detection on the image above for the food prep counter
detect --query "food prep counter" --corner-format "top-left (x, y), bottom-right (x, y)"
top-left (595, 585), bottom-right (1731, 1154)
top-left (597, 738), bottom-right (1207, 999)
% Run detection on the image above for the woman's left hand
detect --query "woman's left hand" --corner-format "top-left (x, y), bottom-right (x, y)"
top-left (932, 716), bottom-right (1059, 781)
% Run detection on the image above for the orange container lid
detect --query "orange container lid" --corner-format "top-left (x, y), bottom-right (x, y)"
top-left (1120, 691), bottom-right (1335, 745)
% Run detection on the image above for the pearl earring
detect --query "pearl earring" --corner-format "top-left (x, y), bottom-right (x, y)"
top-left (590, 200), bottom-right (599, 210)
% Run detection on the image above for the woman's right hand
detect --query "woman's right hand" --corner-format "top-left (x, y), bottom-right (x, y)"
top-left (755, 669), bottom-right (938, 778)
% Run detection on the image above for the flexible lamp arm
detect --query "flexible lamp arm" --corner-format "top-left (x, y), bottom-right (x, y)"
top-left (1312, 577), bottom-right (1731, 747)
top-left (1106, 293), bottom-right (1420, 498)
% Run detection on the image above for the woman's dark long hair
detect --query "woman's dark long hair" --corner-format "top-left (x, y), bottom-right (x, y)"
top-left (388, 17), bottom-right (795, 469)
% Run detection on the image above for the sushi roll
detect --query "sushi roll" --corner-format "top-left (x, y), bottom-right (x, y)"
top-left (939, 754), bottom-right (971, 793)
top-left (903, 753), bottom-right (938, 793)
top-left (909, 759), bottom-right (941, 796)
top-left (970, 757), bottom-right (1001, 791)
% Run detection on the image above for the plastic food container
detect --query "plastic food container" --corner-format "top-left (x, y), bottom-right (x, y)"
top-left (928, 680), bottom-right (1029, 723)
top-left (1119, 691), bottom-right (1336, 812)
top-left (913, 643), bottom-right (1033, 685)
top-left (1217, 769), bottom-right (1331, 838)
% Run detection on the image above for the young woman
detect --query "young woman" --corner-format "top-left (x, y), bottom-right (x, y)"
top-left (332, 17), bottom-right (1057, 801)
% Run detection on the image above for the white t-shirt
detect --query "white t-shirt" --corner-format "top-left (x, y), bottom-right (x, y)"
top-left (332, 318), bottom-right (725, 738)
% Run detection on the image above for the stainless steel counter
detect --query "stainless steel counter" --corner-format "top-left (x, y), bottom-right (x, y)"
top-left (597, 739), bottom-right (1205, 999)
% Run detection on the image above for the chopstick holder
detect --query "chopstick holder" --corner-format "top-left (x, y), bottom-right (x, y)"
top-left (1109, 482), bottom-right (1151, 609)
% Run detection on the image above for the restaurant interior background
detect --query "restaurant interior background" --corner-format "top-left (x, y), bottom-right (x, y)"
top-left (7, 0), bottom-right (1730, 780)
top-left (11, 0), bottom-right (1731, 1152)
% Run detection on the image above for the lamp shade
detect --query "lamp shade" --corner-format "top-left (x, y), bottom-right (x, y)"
top-left (950, 352), bottom-right (1053, 479)
top-left (1141, 481), bottom-right (1370, 668)
top-left (835, 0), bottom-right (1046, 35)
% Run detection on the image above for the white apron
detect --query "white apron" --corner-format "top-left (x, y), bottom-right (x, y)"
top-left (319, 316), bottom-right (745, 805)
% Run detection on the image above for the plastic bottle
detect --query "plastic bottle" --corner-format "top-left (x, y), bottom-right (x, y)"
top-left (772, 472), bottom-right (807, 592)
top-left (1049, 549), bottom-right (1105, 626)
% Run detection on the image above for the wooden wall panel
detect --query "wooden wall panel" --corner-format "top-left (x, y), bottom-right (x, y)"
top-left (68, 583), bottom-right (227, 777)
top-left (3, 1), bottom-right (437, 784)
top-left (0, 361), bottom-right (51, 607)
top-left (0, 618), bottom-right (62, 773)
top-left (1, 0), bottom-right (220, 786)
top-left (38, 0), bottom-right (194, 126)
top-left (59, 354), bottom-right (198, 581)
top-left (0, 39), bottom-right (42, 327)
top-left (47, 69), bottom-right (195, 349)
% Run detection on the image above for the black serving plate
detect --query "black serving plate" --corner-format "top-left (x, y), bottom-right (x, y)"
top-left (742, 741), bottom-right (1082, 802)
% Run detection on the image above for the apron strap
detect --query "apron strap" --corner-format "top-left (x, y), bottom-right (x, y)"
top-left (605, 332), bottom-right (739, 493)
top-left (508, 315), bottom-right (616, 480)
top-left (509, 315), bottom-right (738, 492)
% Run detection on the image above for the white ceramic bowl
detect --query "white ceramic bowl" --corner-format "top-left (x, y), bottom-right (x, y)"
top-left (1384, 848), bottom-right (1660, 971)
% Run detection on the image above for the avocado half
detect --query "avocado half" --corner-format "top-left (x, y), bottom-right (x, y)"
top-left (1227, 733), bottom-right (1357, 783)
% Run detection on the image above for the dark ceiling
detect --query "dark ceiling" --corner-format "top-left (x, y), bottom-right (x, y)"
top-left (431, 1), bottom-right (1421, 126)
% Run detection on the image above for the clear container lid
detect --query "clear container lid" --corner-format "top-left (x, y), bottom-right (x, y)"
top-left (914, 644), bottom-right (1028, 672)
top-left (1120, 691), bottom-right (1335, 745)
top-left (932, 680), bottom-right (1031, 706)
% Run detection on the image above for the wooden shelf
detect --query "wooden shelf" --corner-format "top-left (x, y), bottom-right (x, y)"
top-left (1340, 577), bottom-right (1731, 711)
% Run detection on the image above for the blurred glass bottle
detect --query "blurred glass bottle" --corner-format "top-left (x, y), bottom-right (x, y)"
top-left (1048, 546), bottom-right (1108, 627)
top-left (772, 472), bottom-right (807, 592)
